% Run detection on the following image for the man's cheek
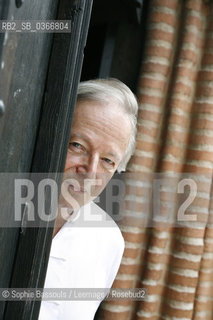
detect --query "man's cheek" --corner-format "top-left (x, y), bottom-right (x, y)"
top-left (64, 154), bottom-right (72, 171)
top-left (64, 155), bottom-right (80, 171)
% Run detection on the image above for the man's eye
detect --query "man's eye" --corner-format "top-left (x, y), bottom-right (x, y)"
top-left (68, 142), bottom-right (83, 152)
top-left (71, 142), bottom-right (81, 149)
top-left (102, 158), bottom-right (114, 166)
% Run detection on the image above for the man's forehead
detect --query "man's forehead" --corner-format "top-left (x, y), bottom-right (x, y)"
top-left (75, 97), bottom-right (122, 112)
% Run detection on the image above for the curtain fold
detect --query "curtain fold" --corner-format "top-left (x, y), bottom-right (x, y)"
top-left (97, 0), bottom-right (213, 319)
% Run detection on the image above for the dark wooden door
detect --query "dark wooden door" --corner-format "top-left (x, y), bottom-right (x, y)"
top-left (0, 0), bottom-right (93, 319)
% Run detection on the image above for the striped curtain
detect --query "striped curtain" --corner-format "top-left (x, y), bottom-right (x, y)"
top-left (96, 0), bottom-right (213, 319)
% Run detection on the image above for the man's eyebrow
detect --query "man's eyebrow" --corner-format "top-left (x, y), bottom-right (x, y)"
top-left (105, 152), bottom-right (121, 161)
top-left (70, 133), bottom-right (89, 142)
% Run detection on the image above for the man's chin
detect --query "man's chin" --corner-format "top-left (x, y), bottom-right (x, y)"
top-left (59, 190), bottom-right (93, 211)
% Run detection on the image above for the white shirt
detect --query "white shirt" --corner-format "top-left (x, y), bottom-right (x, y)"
top-left (38, 201), bottom-right (124, 320)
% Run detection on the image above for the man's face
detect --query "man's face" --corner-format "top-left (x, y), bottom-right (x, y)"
top-left (60, 99), bottom-right (131, 211)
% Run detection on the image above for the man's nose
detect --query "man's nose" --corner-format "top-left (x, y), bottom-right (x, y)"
top-left (77, 154), bottom-right (99, 178)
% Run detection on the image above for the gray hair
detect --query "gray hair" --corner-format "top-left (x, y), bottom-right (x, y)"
top-left (77, 78), bottom-right (138, 172)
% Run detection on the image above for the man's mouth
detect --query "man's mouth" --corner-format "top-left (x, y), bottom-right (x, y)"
top-left (68, 184), bottom-right (86, 194)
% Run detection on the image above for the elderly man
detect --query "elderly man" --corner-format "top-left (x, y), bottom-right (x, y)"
top-left (39, 78), bottom-right (138, 320)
